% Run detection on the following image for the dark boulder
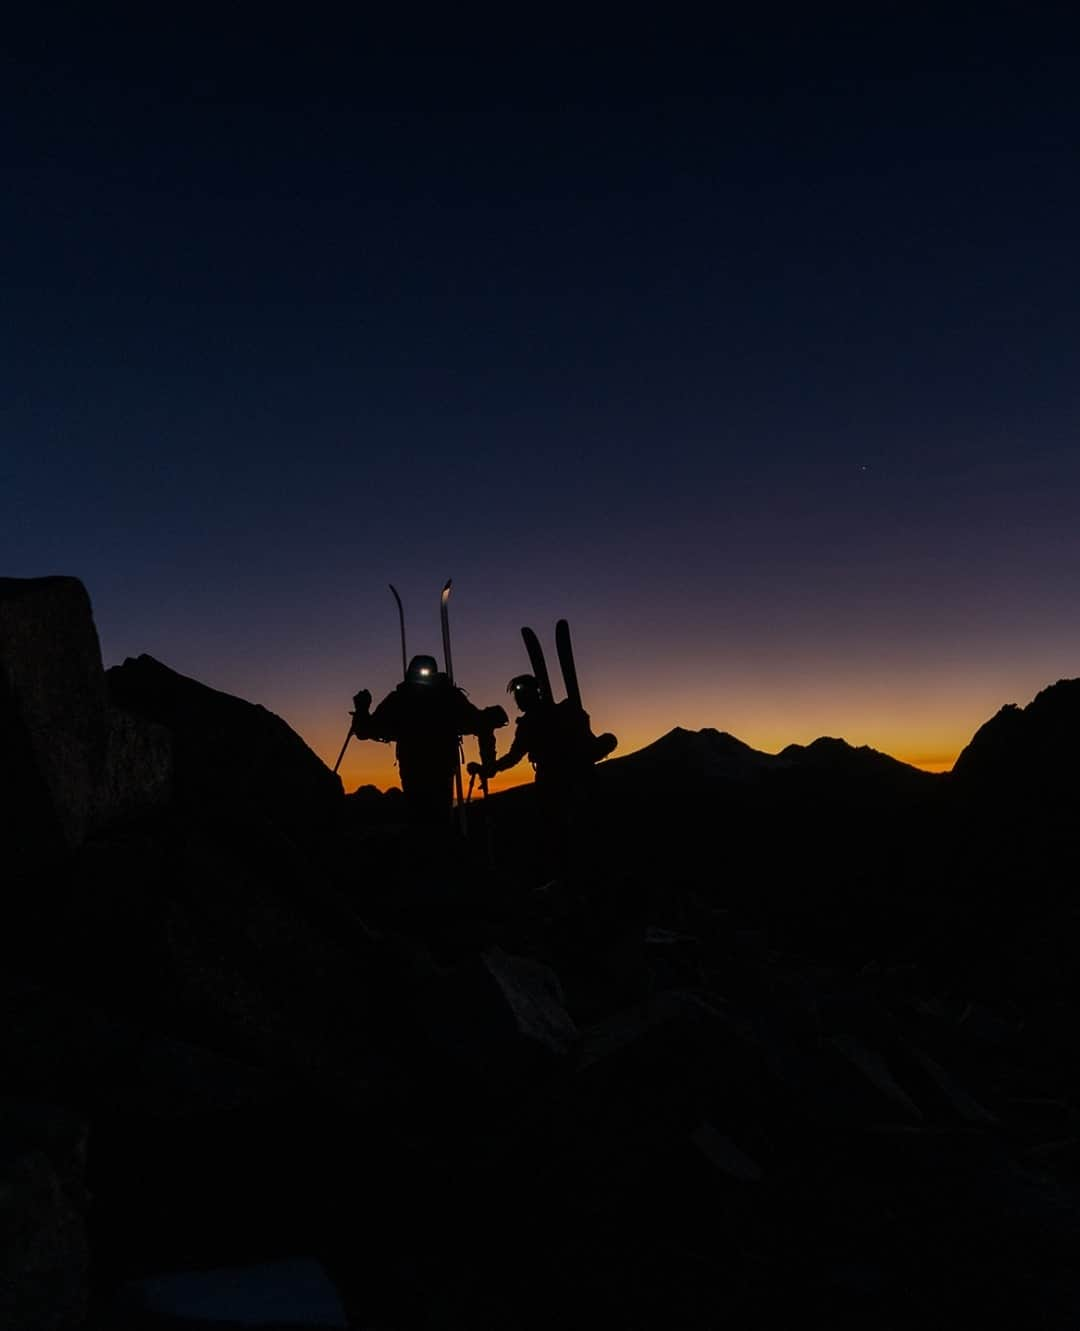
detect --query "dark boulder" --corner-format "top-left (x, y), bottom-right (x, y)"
top-left (95, 706), bottom-right (172, 830)
top-left (0, 973), bottom-right (291, 1114)
top-left (0, 577), bottom-right (173, 882)
top-left (106, 654), bottom-right (343, 851)
top-left (0, 577), bottom-right (109, 871)
top-left (111, 1258), bottom-right (348, 1328)
top-left (414, 946), bottom-right (579, 1081)
top-left (0, 1099), bottom-right (90, 1331)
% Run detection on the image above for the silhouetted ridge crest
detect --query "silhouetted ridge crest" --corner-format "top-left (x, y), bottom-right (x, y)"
top-left (780, 735), bottom-right (932, 780)
top-left (597, 726), bottom-right (942, 810)
top-left (642, 726), bottom-right (766, 759)
top-left (952, 676), bottom-right (1080, 800)
top-left (616, 726), bottom-right (777, 780)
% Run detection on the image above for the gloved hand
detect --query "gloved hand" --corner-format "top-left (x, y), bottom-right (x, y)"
top-left (351, 689), bottom-right (372, 714)
top-left (466, 760), bottom-right (495, 779)
top-left (481, 704), bottom-right (509, 730)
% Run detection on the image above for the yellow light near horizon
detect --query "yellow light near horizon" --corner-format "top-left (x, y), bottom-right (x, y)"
top-left (296, 660), bottom-right (1014, 795)
top-left (326, 723), bottom-right (963, 792)
top-left (331, 745), bottom-right (535, 796)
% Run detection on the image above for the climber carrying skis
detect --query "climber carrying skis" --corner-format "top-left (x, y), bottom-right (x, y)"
top-left (468, 620), bottom-right (616, 878)
top-left (351, 655), bottom-right (506, 828)
top-left (475, 674), bottom-right (616, 791)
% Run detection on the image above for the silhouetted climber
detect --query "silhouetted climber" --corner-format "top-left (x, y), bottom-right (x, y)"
top-left (472, 675), bottom-right (616, 788)
top-left (469, 675), bottom-right (616, 880)
top-left (352, 655), bottom-right (506, 827)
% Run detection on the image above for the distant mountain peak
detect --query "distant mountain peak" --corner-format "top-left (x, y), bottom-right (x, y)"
top-left (604, 726), bottom-right (782, 792)
top-left (639, 726), bottom-right (767, 760)
top-left (779, 735), bottom-right (853, 759)
top-left (779, 735), bottom-right (932, 783)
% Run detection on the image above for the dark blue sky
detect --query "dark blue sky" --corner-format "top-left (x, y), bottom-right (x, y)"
top-left (4, 8), bottom-right (1079, 786)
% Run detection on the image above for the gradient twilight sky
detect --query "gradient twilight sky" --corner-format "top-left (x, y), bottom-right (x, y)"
top-left (4, 11), bottom-right (1079, 791)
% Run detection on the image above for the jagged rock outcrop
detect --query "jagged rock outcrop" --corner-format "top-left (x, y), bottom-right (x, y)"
top-left (952, 678), bottom-right (1080, 806)
top-left (96, 706), bottom-right (172, 829)
top-left (415, 947), bottom-right (580, 1077)
top-left (0, 577), bottom-right (109, 870)
top-left (0, 577), bottom-right (172, 880)
top-left (106, 654), bottom-right (343, 851)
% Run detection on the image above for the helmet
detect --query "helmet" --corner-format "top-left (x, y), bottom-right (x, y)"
top-left (507, 674), bottom-right (540, 708)
top-left (406, 654), bottom-right (440, 683)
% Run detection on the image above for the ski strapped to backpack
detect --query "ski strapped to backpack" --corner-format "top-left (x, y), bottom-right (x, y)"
top-left (389, 583), bottom-right (407, 680)
top-left (520, 618), bottom-right (618, 771)
top-left (520, 618), bottom-right (582, 709)
top-left (554, 618), bottom-right (581, 711)
top-left (521, 626), bottom-right (555, 705)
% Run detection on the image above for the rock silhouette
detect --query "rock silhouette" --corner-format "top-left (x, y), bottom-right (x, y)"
top-left (3, 573), bottom-right (1080, 1329)
top-left (1, 576), bottom-right (137, 876)
top-left (953, 677), bottom-right (1080, 808)
top-left (106, 653), bottom-right (343, 852)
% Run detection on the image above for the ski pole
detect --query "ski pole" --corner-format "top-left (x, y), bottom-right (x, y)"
top-left (332, 728), bottom-right (351, 775)
top-left (479, 768), bottom-right (495, 867)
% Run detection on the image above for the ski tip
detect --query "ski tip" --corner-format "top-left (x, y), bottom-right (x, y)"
top-left (441, 578), bottom-right (453, 598)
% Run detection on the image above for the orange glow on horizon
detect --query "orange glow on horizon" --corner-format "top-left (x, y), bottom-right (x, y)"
top-left (321, 725), bottom-right (962, 793)
top-left (899, 755), bottom-right (957, 773)
top-left (325, 727), bottom-right (540, 796)
top-left (333, 744), bottom-right (536, 796)
top-left (272, 656), bottom-right (1077, 798)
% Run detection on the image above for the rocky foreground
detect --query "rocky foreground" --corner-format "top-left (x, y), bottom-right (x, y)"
top-left (3, 575), bottom-right (1079, 1329)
